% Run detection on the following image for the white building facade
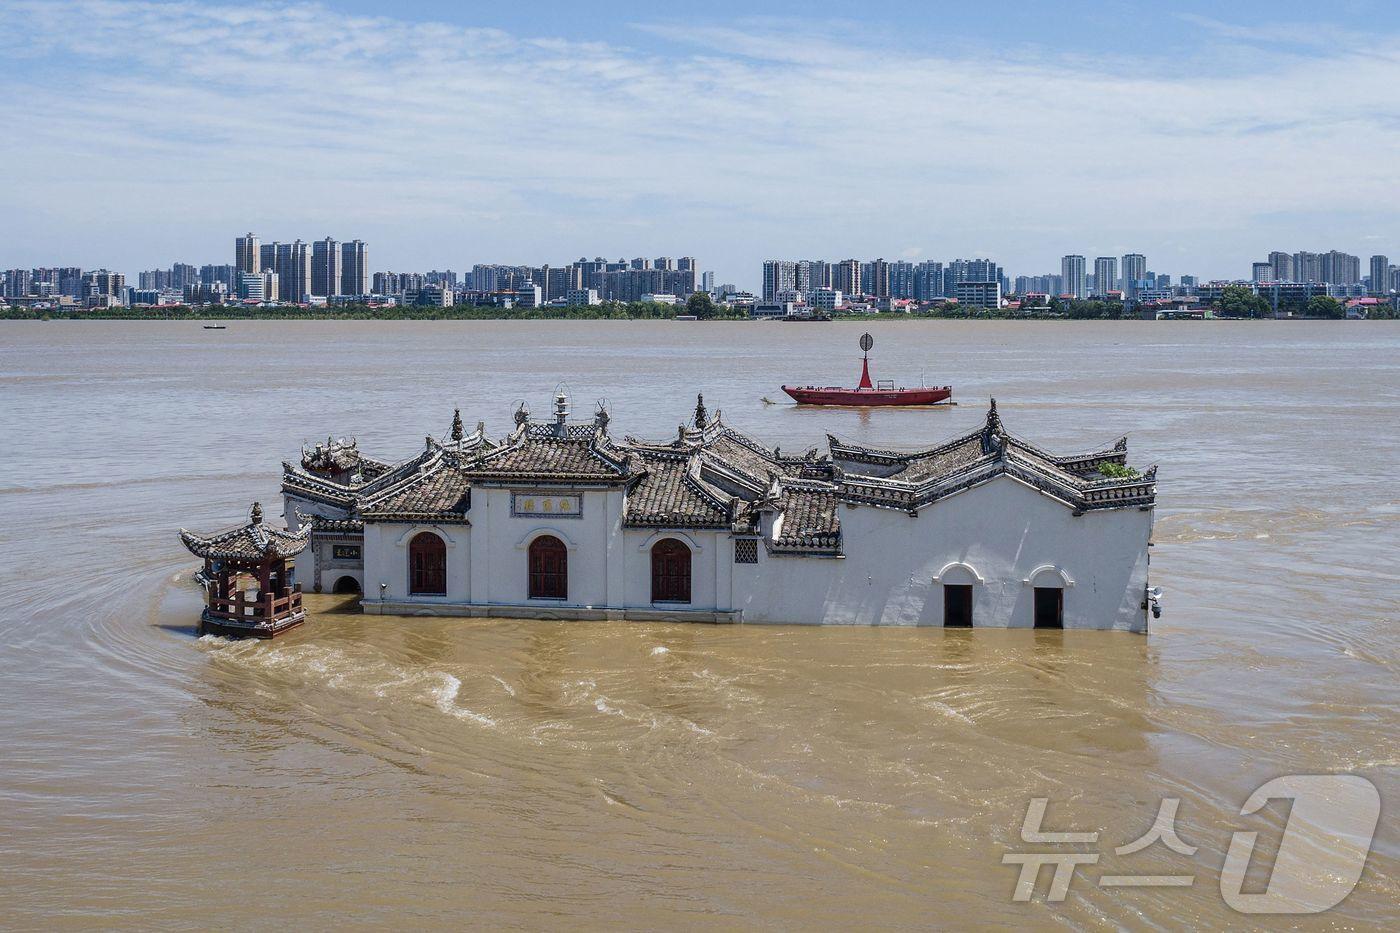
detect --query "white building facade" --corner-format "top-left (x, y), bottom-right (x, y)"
top-left (280, 394), bottom-right (1158, 631)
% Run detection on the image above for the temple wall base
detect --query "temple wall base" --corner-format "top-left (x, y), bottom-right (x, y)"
top-left (361, 600), bottom-right (741, 624)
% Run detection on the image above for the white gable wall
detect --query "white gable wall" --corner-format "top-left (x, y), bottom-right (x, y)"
top-left (734, 475), bottom-right (1150, 631)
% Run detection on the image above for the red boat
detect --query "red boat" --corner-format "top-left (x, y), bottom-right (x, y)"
top-left (782, 333), bottom-right (952, 406)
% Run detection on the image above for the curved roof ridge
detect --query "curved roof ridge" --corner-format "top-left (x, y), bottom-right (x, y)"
top-left (827, 426), bottom-right (986, 461)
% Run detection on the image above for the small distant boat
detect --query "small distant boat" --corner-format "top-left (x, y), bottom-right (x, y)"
top-left (203, 323), bottom-right (227, 330)
top-left (782, 333), bottom-right (952, 406)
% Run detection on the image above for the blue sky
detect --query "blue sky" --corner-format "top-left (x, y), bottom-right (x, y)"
top-left (2, 0), bottom-right (1397, 286)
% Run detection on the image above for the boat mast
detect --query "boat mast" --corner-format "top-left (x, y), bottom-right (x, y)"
top-left (858, 332), bottom-right (874, 390)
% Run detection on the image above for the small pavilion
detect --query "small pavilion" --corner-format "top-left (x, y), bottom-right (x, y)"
top-left (179, 502), bottom-right (310, 638)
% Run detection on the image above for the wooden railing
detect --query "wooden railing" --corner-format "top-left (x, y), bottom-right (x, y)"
top-left (207, 584), bottom-right (303, 624)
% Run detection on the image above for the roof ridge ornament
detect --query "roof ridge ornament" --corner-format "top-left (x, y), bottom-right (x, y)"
top-left (450, 408), bottom-right (464, 441)
top-left (513, 401), bottom-right (530, 427)
top-left (250, 501), bottom-right (263, 525)
top-left (553, 388), bottom-right (570, 436)
top-left (694, 393), bottom-right (708, 429)
top-left (982, 397), bottom-right (1006, 452)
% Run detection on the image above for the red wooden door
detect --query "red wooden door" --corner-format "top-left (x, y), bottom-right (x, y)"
top-left (650, 538), bottom-right (691, 603)
top-left (409, 532), bottom-right (446, 595)
top-left (528, 536), bottom-right (568, 599)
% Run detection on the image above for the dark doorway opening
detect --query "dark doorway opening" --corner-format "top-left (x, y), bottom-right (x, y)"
top-left (943, 584), bottom-right (973, 627)
top-left (1034, 587), bottom-right (1063, 629)
top-left (332, 575), bottom-right (362, 595)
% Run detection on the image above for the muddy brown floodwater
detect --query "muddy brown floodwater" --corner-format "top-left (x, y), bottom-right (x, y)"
top-left (1, 319), bottom-right (1396, 928)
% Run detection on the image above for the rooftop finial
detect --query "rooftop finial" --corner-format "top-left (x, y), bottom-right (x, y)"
top-left (594, 400), bottom-right (610, 431)
top-left (982, 398), bottom-right (1006, 452)
top-left (694, 392), bottom-right (708, 429)
top-left (554, 389), bottom-right (569, 428)
top-left (450, 408), bottom-right (464, 441)
top-left (514, 402), bottom-right (530, 427)
top-left (250, 501), bottom-right (263, 525)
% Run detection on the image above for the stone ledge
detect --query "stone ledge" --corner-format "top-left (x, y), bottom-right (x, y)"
top-left (361, 599), bottom-right (740, 624)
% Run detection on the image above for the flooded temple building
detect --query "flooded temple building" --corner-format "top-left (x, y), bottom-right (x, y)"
top-left (258, 392), bottom-right (1159, 632)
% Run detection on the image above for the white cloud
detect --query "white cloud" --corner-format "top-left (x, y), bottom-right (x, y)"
top-left (2, 0), bottom-right (1399, 283)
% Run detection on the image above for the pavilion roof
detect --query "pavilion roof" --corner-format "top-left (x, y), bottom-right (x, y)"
top-left (179, 502), bottom-right (310, 561)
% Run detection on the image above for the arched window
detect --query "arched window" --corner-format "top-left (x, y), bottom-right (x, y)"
top-left (650, 538), bottom-right (691, 603)
top-left (528, 535), bottom-right (568, 599)
top-left (408, 532), bottom-right (447, 595)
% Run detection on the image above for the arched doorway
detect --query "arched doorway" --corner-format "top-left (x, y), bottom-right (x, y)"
top-left (408, 532), bottom-right (447, 595)
top-left (528, 535), bottom-right (568, 599)
top-left (651, 538), bottom-right (692, 603)
top-left (332, 575), bottom-right (362, 595)
top-left (1028, 566), bottom-right (1069, 629)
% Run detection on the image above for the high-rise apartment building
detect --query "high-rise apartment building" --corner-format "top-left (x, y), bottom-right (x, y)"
top-left (889, 261), bottom-right (915, 299)
top-left (1061, 255), bottom-right (1087, 299)
top-left (1093, 257), bottom-right (1118, 296)
top-left (1320, 250), bottom-right (1360, 285)
top-left (340, 240), bottom-right (367, 296)
top-left (1119, 253), bottom-right (1147, 299)
top-left (311, 237), bottom-right (342, 297)
top-left (832, 259), bottom-right (861, 297)
top-left (868, 258), bottom-right (890, 298)
top-left (762, 260), bottom-right (798, 302)
top-left (275, 240), bottom-right (311, 303)
top-left (1293, 251), bottom-right (1322, 283)
top-left (1370, 255), bottom-right (1390, 294)
top-left (914, 262), bottom-right (944, 301)
top-left (1252, 262), bottom-right (1273, 284)
top-left (1268, 251), bottom-right (1294, 283)
top-left (200, 264), bottom-right (237, 287)
top-left (944, 259), bottom-right (1002, 298)
top-left (235, 232), bottom-right (260, 274)
top-left (82, 270), bottom-right (125, 306)
top-left (3, 268), bottom-right (32, 298)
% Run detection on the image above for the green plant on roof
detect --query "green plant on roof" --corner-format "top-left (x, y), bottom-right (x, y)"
top-left (1098, 462), bottom-right (1140, 480)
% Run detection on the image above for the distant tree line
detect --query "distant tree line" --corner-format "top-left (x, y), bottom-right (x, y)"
top-left (0, 298), bottom-right (746, 322)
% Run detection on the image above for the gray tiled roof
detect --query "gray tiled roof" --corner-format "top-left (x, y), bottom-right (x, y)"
top-left (180, 507), bottom-right (310, 561)
top-left (897, 434), bottom-right (990, 482)
top-left (361, 468), bottom-right (472, 523)
top-left (624, 451), bottom-right (731, 528)
top-left (771, 486), bottom-right (841, 554)
top-left (464, 429), bottom-right (632, 482)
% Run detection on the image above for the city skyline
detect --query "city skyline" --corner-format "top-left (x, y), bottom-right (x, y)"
top-left (9, 236), bottom-right (1396, 311)
top-left (4, 0), bottom-right (1400, 286)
